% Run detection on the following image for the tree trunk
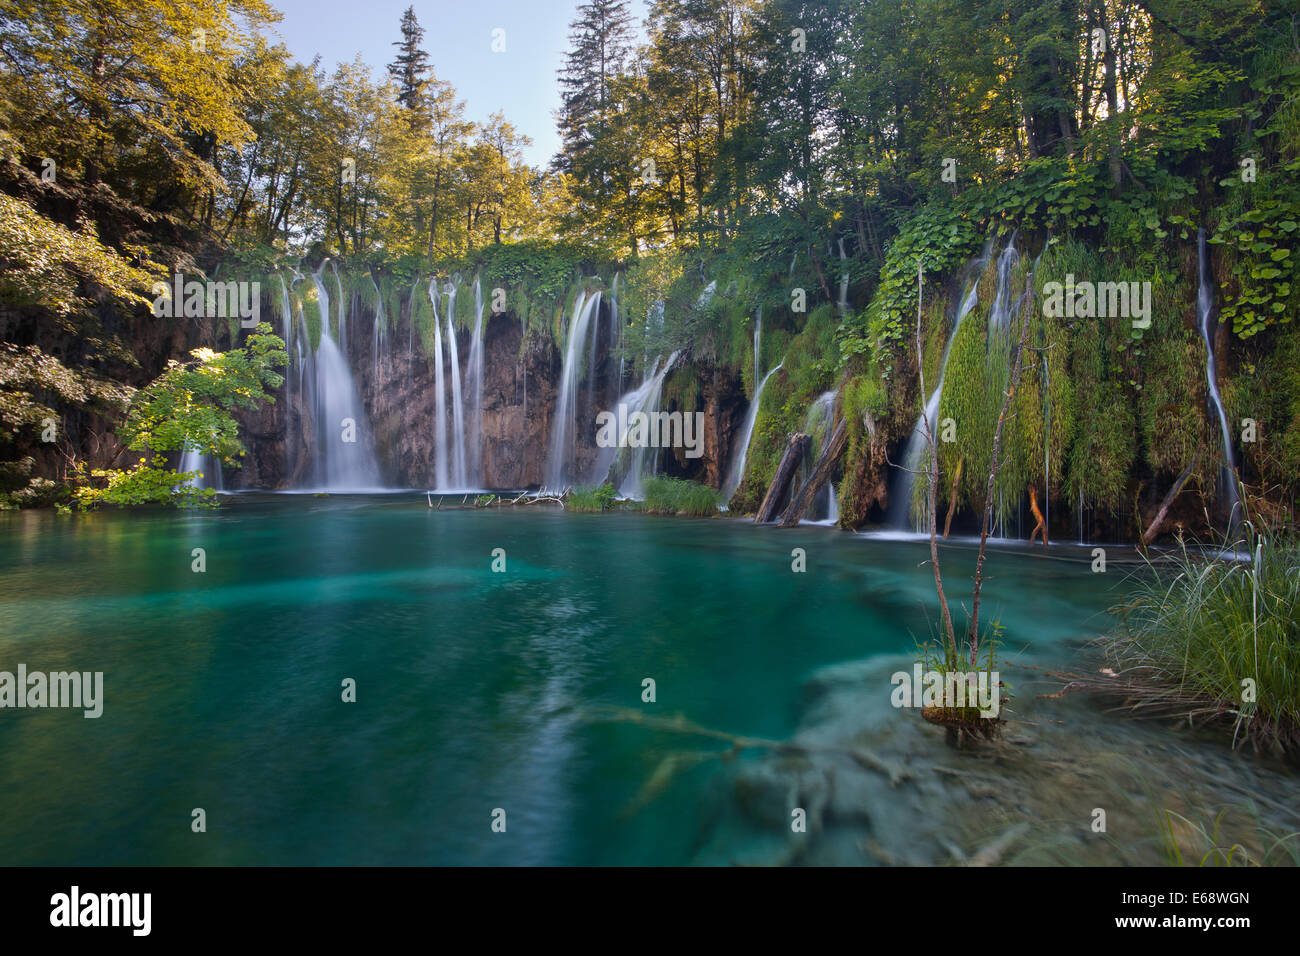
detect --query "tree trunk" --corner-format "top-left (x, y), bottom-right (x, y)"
top-left (1141, 446), bottom-right (1202, 547)
top-left (779, 418), bottom-right (847, 527)
top-left (756, 433), bottom-right (810, 523)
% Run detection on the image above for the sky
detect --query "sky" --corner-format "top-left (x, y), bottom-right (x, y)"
top-left (265, 0), bottom-right (649, 168)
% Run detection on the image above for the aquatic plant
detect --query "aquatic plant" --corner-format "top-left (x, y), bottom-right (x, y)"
top-left (642, 476), bottom-right (718, 516)
top-left (1107, 527), bottom-right (1300, 756)
top-left (567, 483), bottom-right (616, 512)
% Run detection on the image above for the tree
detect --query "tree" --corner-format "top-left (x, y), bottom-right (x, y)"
top-left (75, 325), bottom-right (287, 508)
top-left (554, 0), bottom-right (636, 241)
top-left (388, 6), bottom-right (433, 124)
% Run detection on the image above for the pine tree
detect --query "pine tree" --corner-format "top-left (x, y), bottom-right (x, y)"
top-left (388, 6), bottom-right (432, 121)
top-left (554, 0), bottom-right (634, 180)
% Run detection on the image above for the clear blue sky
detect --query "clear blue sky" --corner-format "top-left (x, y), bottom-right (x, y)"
top-left (265, 0), bottom-right (649, 168)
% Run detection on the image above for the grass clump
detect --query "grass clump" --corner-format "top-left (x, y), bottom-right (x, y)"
top-left (568, 483), bottom-right (616, 512)
top-left (1107, 528), bottom-right (1300, 756)
top-left (642, 477), bottom-right (718, 516)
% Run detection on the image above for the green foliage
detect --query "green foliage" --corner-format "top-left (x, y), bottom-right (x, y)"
top-left (1109, 531), bottom-right (1300, 755)
top-left (75, 462), bottom-right (217, 509)
top-left (0, 344), bottom-right (134, 437)
top-left (120, 325), bottom-right (286, 465)
top-left (642, 476), bottom-right (718, 516)
top-left (0, 192), bottom-right (161, 316)
top-left (1208, 163), bottom-right (1300, 338)
top-left (75, 327), bottom-right (284, 509)
top-left (567, 483), bottom-right (616, 512)
top-left (844, 205), bottom-right (981, 357)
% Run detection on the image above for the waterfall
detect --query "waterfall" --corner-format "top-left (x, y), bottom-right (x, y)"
top-left (306, 330), bottom-right (381, 490)
top-left (614, 351), bottom-right (682, 498)
top-left (799, 390), bottom-right (839, 523)
top-left (611, 273), bottom-right (624, 392)
top-left (987, 235), bottom-right (1021, 333)
top-left (753, 305), bottom-right (763, 385)
top-left (277, 274), bottom-right (296, 474)
top-left (887, 237), bottom-right (997, 528)
top-left (443, 278), bottom-right (468, 488)
top-left (178, 448), bottom-right (223, 491)
top-left (297, 261), bottom-right (381, 490)
top-left (429, 278), bottom-right (449, 490)
top-left (331, 262), bottom-right (347, 354)
top-left (467, 276), bottom-right (485, 484)
top-left (721, 362), bottom-right (783, 501)
top-left (545, 290), bottom-right (602, 490)
top-left (371, 276), bottom-right (386, 382)
top-left (1197, 228), bottom-right (1242, 538)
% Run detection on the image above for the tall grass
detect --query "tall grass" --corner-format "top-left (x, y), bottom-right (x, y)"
top-left (567, 483), bottom-right (616, 512)
top-left (1108, 527), bottom-right (1300, 755)
top-left (642, 477), bottom-right (719, 516)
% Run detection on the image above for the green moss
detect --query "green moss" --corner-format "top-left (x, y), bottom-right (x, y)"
top-left (298, 283), bottom-right (322, 351)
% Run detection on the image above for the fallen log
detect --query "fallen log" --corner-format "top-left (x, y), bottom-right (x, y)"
top-left (756, 433), bottom-right (810, 523)
top-left (779, 418), bottom-right (848, 527)
top-left (1141, 445), bottom-right (1202, 546)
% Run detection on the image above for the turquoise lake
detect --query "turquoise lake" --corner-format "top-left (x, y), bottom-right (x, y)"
top-left (1, 496), bottom-right (1295, 866)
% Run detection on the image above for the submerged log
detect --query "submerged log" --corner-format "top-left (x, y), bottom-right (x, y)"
top-left (779, 418), bottom-right (848, 527)
top-left (756, 433), bottom-right (810, 523)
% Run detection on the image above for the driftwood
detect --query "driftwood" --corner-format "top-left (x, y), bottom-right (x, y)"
top-left (779, 417), bottom-right (848, 527)
top-left (756, 433), bottom-right (810, 523)
top-left (1140, 445), bottom-right (1202, 546)
top-left (1027, 483), bottom-right (1048, 545)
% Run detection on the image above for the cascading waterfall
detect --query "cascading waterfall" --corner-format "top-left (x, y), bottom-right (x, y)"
top-left (302, 264), bottom-right (381, 490)
top-left (721, 363), bottom-right (782, 502)
top-left (467, 276), bottom-right (485, 484)
top-left (331, 261), bottom-right (347, 354)
top-left (986, 234), bottom-right (1021, 333)
top-left (613, 351), bottom-right (683, 498)
top-left (371, 276), bottom-right (386, 381)
top-left (277, 274), bottom-right (296, 472)
top-left (611, 274), bottom-right (624, 392)
top-left (178, 448), bottom-right (224, 491)
top-left (887, 237), bottom-right (998, 528)
top-left (443, 278), bottom-right (468, 488)
top-left (428, 278), bottom-right (449, 490)
top-left (719, 305), bottom-right (770, 504)
top-left (802, 389), bottom-right (839, 522)
top-left (1197, 228), bottom-right (1242, 538)
top-left (545, 290), bottom-right (602, 490)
